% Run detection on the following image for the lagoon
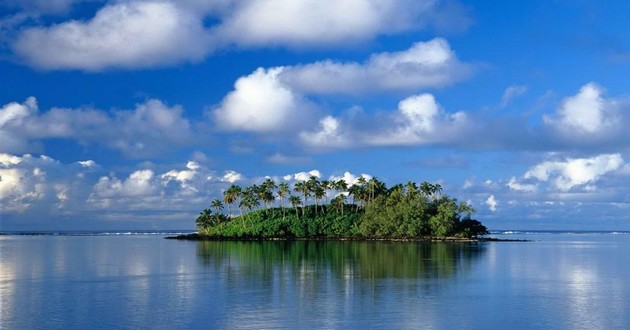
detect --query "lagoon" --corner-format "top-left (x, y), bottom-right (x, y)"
top-left (1, 231), bottom-right (629, 329)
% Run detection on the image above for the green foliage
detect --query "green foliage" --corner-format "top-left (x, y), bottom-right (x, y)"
top-left (456, 219), bottom-right (490, 238)
top-left (203, 205), bottom-right (363, 238)
top-left (360, 188), bottom-right (431, 238)
top-left (196, 209), bottom-right (229, 232)
top-left (197, 177), bottom-right (488, 239)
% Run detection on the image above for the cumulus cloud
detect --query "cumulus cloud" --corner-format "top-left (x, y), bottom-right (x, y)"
top-left (13, 1), bottom-right (209, 70)
top-left (214, 0), bottom-right (468, 47)
top-left (0, 153), bottom-right (95, 213)
top-left (86, 161), bottom-right (245, 211)
top-left (281, 38), bottom-right (472, 94)
top-left (8, 0), bottom-right (471, 71)
top-left (300, 93), bottom-right (469, 149)
top-left (285, 170), bottom-right (322, 182)
top-left (485, 194), bottom-right (497, 212)
top-left (162, 161), bottom-right (200, 184)
top-left (0, 97), bottom-right (39, 153)
top-left (544, 83), bottom-right (618, 135)
top-left (0, 97), bottom-right (195, 157)
top-left (329, 171), bottom-right (372, 185)
top-left (507, 154), bottom-right (625, 192)
top-left (212, 67), bottom-right (319, 133)
top-left (368, 93), bottom-right (468, 145)
top-left (221, 170), bottom-right (243, 183)
top-left (507, 177), bottom-right (537, 193)
top-left (93, 169), bottom-right (158, 199)
top-left (299, 116), bottom-right (352, 149)
top-left (212, 39), bottom-right (472, 135)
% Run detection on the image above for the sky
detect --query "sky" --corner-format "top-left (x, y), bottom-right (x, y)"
top-left (2, 0), bottom-right (630, 231)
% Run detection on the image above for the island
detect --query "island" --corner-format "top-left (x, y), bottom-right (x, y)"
top-left (174, 176), bottom-right (491, 241)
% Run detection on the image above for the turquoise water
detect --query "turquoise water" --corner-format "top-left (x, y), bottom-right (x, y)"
top-left (1, 232), bottom-right (629, 329)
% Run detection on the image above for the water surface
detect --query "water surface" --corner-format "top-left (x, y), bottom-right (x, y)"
top-left (1, 232), bottom-right (628, 329)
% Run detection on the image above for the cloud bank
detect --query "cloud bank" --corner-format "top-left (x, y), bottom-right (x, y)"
top-left (0, 97), bottom-right (196, 157)
top-left (8, 0), bottom-right (471, 71)
top-left (13, 1), bottom-right (209, 70)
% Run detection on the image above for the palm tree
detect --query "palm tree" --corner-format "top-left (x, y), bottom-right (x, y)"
top-left (211, 198), bottom-right (224, 214)
top-left (314, 185), bottom-right (326, 214)
top-left (278, 182), bottom-right (290, 219)
top-left (238, 186), bottom-right (259, 228)
top-left (333, 179), bottom-right (348, 215)
top-left (307, 176), bottom-right (320, 213)
top-left (331, 194), bottom-right (346, 215)
top-left (261, 178), bottom-right (278, 213)
top-left (433, 183), bottom-right (443, 200)
top-left (196, 208), bottom-right (213, 231)
top-left (405, 181), bottom-right (418, 200)
top-left (320, 179), bottom-right (330, 205)
top-left (289, 195), bottom-right (302, 218)
top-left (349, 183), bottom-right (367, 211)
top-left (420, 181), bottom-right (433, 199)
top-left (294, 181), bottom-right (310, 216)
top-left (420, 181), bottom-right (442, 201)
top-left (334, 179), bottom-right (348, 195)
top-left (255, 183), bottom-right (274, 215)
top-left (223, 184), bottom-right (242, 217)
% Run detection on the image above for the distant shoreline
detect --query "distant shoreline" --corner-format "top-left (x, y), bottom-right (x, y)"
top-left (165, 233), bottom-right (529, 242)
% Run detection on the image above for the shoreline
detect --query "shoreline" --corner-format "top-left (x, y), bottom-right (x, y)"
top-left (165, 233), bottom-right (529, 242)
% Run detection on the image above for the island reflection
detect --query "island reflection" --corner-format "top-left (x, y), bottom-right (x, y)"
top-left (196, 240), bottom-right (486, 280)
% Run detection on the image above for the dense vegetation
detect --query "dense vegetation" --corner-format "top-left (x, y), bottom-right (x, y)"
top-left (196, 176), bottom-right (489, 239)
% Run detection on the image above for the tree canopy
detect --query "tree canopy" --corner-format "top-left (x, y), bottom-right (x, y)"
top-left (195, 176), bottom-right (489, 239)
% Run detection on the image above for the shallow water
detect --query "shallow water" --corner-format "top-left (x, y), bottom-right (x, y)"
top-left (1, 232), bottom-right (629, 329)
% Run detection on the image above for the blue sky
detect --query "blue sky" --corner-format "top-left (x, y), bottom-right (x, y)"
top-left (2, 0), bottom-right (630, 231)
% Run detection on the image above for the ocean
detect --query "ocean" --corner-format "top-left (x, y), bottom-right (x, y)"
top-left (1, 231), bottom-right (628, 329)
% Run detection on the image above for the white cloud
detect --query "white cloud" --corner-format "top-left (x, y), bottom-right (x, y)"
top-left (162, 161), bottom-right (200, 185)
top-left (78, 160), bottom-right (96, 168)
top-left (92, 169), bottom-right (158, 200)
top-left (299, 116), bottom-right (352, 150)
top-left (13, 1), bottom-right (209, 70)
top-left (301, 93), bottom-right (468, 149)
top-left (212, 39), bottom-right (473, 135)
top-left (0, 97), bottom-right (195, 157)
top-left (0, 153), bottom-right (94, 213)
top-left (8, 0), bottom-right (471, 71)
top-left (523, 154), bottom-right (623, 192)
top-left (213, 67), bottom-right (318, 133)
top-left (107, 99), bottom-right (194, 155)
top-left (507, 177), bottom-right (537, 193)
top-left (86, 161), bottom-right (243, 210)
top-left (500, 85), bottom-right (528, 108)
top-left (221, 170), bottom-right (243, 183)
top-left (485, 194), bottom-right (497, 212)
top-left (368, 93), bottom-right (467, 145)
top-left (281, 38), bottom-right (472, 94)
top-left (329, 171), bottom-right (372, 185)
top-left (544, 83), bottom-right (617, 134)
top-left (0, 153), bottom-right (23, 166)
top-left (0, 97), bottom-right (39, 153)
top-left (215, 0), bottom-right (466, 47)
top-left (290, 170), bottom-right (322, 182)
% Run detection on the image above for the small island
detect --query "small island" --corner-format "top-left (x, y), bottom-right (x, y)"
top-left (176, 176), bottom-right (490, 241)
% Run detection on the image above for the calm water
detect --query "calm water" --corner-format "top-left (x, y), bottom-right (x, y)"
top-left (1, 232), bottom-right (629, 329)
